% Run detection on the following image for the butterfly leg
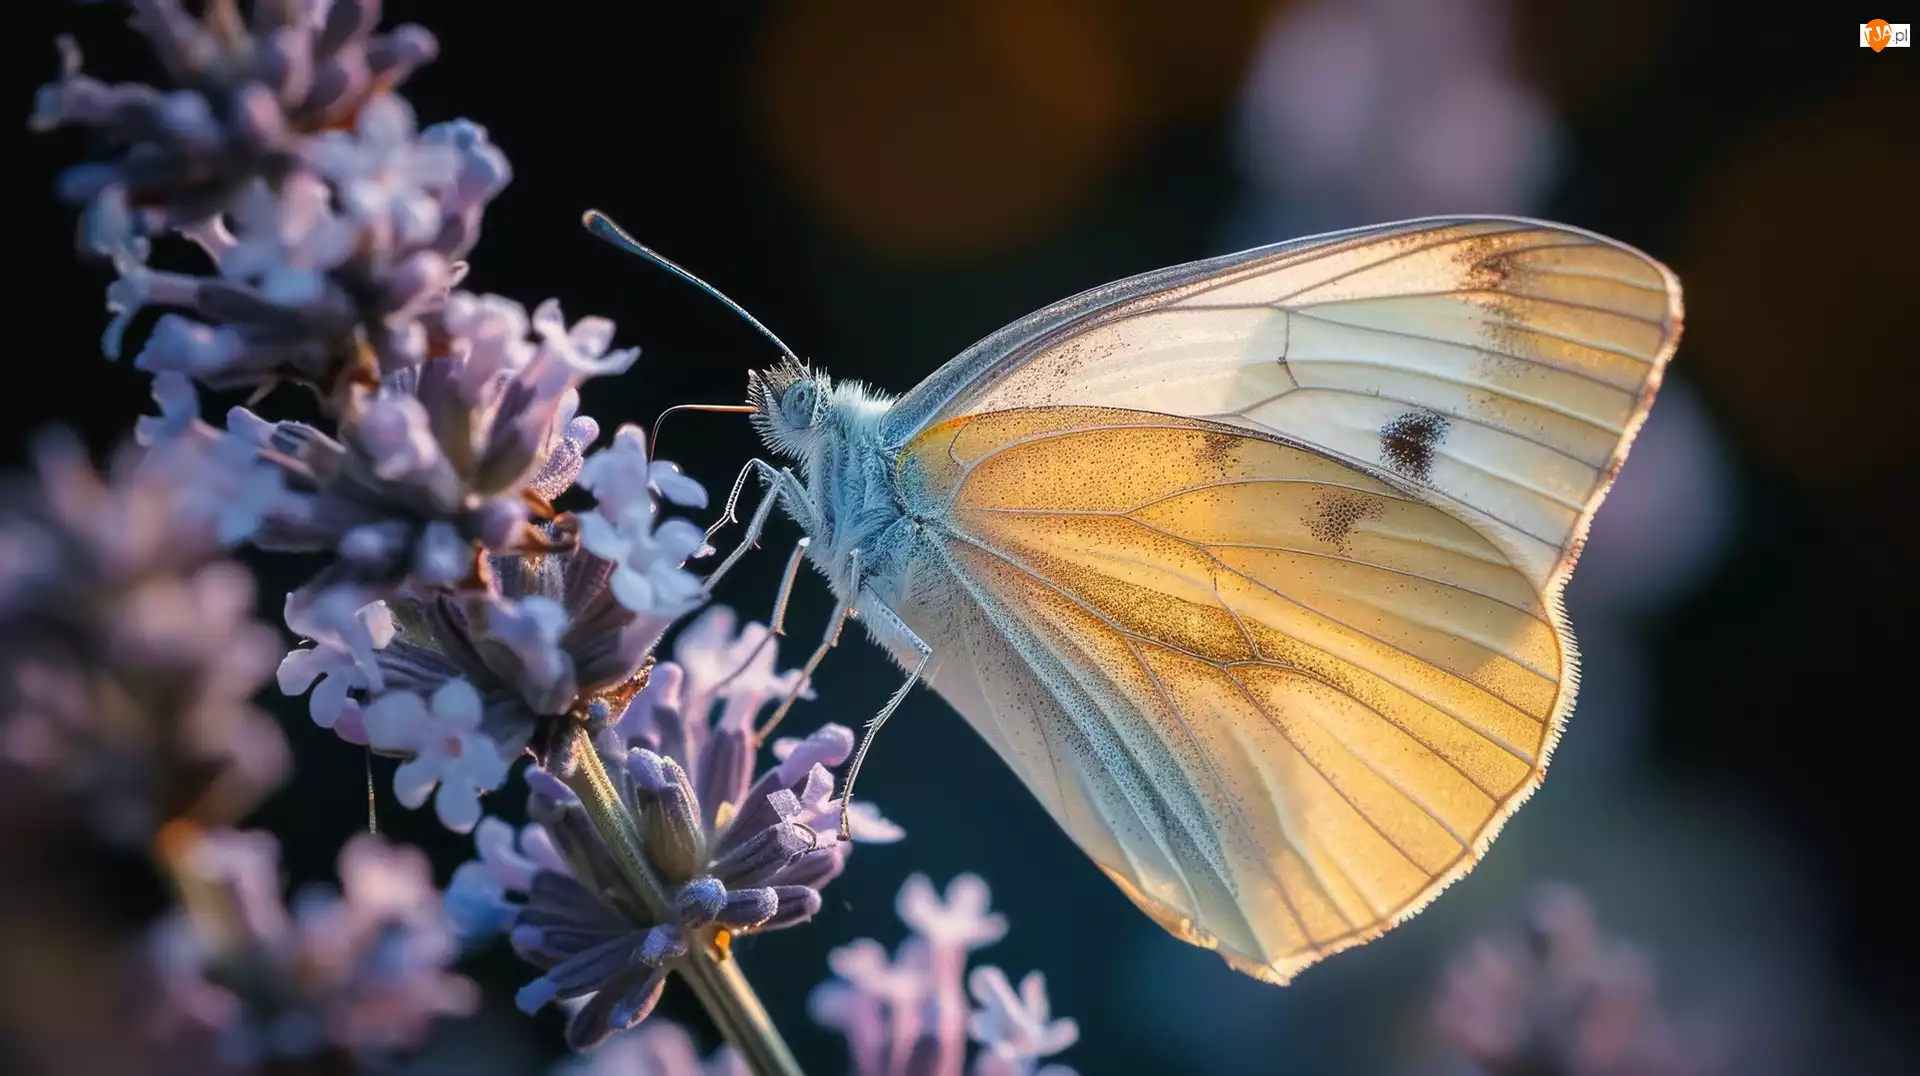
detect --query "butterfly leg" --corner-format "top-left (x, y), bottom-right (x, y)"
top-left (768, 536), bottom-right (810, 636)
top-left (704, 461), bottom-right (812, 591)
top-left (709, 536), bottom-right (812, 696)
top-left (704, 457), bottom-right (766, 544)
top-left (754, 547), bottom-right (858, 741)
top-left (837, 596), bottom-right (931, 841)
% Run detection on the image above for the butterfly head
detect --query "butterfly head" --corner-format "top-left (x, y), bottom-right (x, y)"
top-left (748, 357), bottom-right (831, 457)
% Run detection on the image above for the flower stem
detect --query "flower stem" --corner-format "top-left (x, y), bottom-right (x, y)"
top-left (563, 725), bottom-right (802, 1076)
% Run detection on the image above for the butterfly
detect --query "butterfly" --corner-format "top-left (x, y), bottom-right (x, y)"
top-left (588, 211), bottom-right (1683, 985)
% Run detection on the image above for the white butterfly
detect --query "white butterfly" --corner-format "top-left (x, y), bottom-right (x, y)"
top-left (590, 212), bottom-right (1682, 984)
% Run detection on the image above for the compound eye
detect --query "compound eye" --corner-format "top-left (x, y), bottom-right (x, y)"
top-left (781, 381), bottom-right (818, 429)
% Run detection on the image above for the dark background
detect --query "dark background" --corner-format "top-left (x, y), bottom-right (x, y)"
top-left (7, 3), bottom-right (1917, 1073)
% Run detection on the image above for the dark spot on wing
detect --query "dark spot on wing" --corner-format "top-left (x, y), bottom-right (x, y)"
top-left (1380, 409), bottom-right (1449, 482)
top-left (1194, 431), bottom-right (1239, 468)
top-left (1306, 492), bottom-right (1379, 555)
top-left (1452, 232), bottom-right (1518, 292)
top-left (1449, 228), bottom-right (1544, 358)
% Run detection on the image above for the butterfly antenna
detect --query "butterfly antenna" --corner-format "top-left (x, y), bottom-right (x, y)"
top-left (582, 209), bottom-right (805, 368)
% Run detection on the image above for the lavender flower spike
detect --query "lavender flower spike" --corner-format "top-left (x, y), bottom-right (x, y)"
top-left (228, 328), bottom-right (620, 598)
top-left (312, 436), bottom-right (707, 773)
top-left (451, 613), bottom-right (896, 1050)
top-left (0, 431), bottom-right (287, 846)
top-left (503, 739), bottom-right (843, 1049)
top-left (346, 518), bottom-right (697, 768)
top-left (33, 3), bottom-right (497, 397)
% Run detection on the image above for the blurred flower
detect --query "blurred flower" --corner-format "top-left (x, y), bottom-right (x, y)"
top-left (966, 967), bottom-right (1078, 1076)
top-left (445, 816), bottom-right (563, 944)
top-left (0, 431), bottom-right (287, 847)
top-left (552, 1021), bottom-right (748, 1076)
top-left (31, 0), bottom-right (440, 246)
top-left (810, 873), bottom-right (1073, 1076)
top-left (448, 612), bottom-right (896, 1049)
top-left (1432, 884), bottom-right (1713, 1076)
top-left (1235, 0), bottom-right (1555, 235)
top-left (134, 370), bottom-right (201, 446)
top-left (153, 827), bottom-right (478, 1072)
top-left (898, 874), bottom-right (1007, 954)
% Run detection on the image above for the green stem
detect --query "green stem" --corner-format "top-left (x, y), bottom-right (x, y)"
top-left (563, 725), bottom-right (803, 1076)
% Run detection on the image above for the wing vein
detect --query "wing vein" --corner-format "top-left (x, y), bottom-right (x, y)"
top-left (1231, 224), bottom-right (1544, 309)
top-left (1218, 670), bottom-right (1446, 872)
top-left (1278, 355), bottom-right (1634, 438)
top-left (1296, 289), bottom-right (1668, 330)
top-left (1284, 308), bottom-right (1651, 391)
top-left (934, 541), bottom-right (1215, 919)
top-left (1124, 636), bottom-right (1343, 940)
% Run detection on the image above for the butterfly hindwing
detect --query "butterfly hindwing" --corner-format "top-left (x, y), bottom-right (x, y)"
top-left (894, 407), bottom-right (1567, 982)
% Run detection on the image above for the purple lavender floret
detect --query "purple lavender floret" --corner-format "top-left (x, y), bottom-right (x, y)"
top-left (0, 430), bottom-right (287, 846)
top-left (372, 539), bottom-right (658, 749)
top-left (447, 611), bottom-right (900, 1049)
top-left (214, 293), bottom-right (636, 597)
top-left (810, 874), bottom-right (1078, 1076)
top-left (152, 827), bottom-right (478, 1072)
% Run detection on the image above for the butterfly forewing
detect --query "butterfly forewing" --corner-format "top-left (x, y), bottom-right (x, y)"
top-left (892, 218), bottom-right (1682, 589)
top-left (883, 219), bottom-right (1680, 982)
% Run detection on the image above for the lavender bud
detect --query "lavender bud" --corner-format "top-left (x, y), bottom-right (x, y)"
top-left (675, 876), bottom-right (726, 927)
top-left (759, 885), bottom-right (823, 931)
top-left (525, 767), bottom-right (578, 823)
top-left (709, 822), bottom-right (813, 890)
top-left (717, 786), bottom-right (806, 858)
top-left (637, 925), bottom-right (686, 968)
top-left (716, 886), bottom-right (781, 932)
top-left (695, 722), bottom-right (755, 831)
top-left (779, 845), bottom-right (850, 890)
top-left (630, 749), bottom-right (703, 880)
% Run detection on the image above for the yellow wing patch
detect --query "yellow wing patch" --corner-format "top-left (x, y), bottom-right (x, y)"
top-left (901, 406), bottom-right (1568, 982)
